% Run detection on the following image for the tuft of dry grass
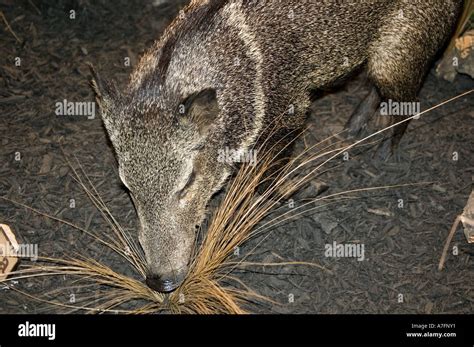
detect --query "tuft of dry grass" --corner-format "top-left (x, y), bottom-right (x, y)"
top-left (1, 89), bottom-right (471, 314)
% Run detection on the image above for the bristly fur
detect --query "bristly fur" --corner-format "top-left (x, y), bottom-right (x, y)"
top-left (91, 0), bottom-right (463, 290)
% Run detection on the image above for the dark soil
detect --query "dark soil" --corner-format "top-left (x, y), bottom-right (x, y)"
top-left (0, 0), bottom-right (473, 314)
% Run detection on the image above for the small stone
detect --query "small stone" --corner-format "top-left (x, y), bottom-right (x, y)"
top-left (39, 154), bottom-right (53, 174)
top-left (312, 215), bottom-right (338, 234)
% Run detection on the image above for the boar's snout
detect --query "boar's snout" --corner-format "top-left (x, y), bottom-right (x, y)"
top-left (143, 251), bottom-right (190, 293)
top-left (138, 220), bottom-right (194, 293)
top-left (145, 272), bottom-right (186, 293)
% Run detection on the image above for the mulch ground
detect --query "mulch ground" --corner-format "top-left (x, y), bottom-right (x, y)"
top-left (0, 0), bottom-right (472, 313)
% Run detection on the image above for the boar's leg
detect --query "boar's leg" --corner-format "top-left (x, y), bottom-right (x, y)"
top-left (255, 125), bottom-right (301, 198)
top-left (345, 85), bottom-right (381, 139)
top-left (350, 1), bottom-right (460, 160)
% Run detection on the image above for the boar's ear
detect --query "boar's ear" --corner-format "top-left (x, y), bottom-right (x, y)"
top-left (88, 63), bottom-right (123, 135)
top-left (88, 63), bottom-right (120, 111)
top-left (179, 88), bottom-right (220, 137)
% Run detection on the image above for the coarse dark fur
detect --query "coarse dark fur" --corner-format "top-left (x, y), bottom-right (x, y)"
top-left (91, 0), bottom-right (463, 292)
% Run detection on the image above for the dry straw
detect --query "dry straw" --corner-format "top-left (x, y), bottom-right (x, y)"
top-left (1, 89), bottom-right (471, 314)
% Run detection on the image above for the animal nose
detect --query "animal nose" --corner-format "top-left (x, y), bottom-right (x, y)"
top-left (145, 275), bottom-right (181, 293)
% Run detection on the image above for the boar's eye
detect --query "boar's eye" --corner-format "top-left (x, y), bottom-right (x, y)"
top-left (177, 170), bottom-right (196, 200)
